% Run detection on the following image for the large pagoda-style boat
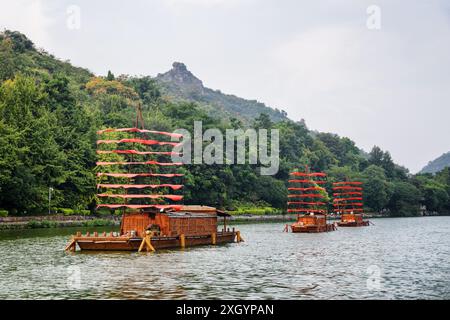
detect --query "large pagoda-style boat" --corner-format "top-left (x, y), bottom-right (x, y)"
top-left (65, 106), bottom-right (241, 252)
top-left (333, 181), bottom-right (370, 227)
top-left (287, 169), bottom-right (336, 233)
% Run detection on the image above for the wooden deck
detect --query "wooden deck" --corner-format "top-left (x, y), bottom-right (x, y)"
top-left (66, 230), bottom-right (239, 252)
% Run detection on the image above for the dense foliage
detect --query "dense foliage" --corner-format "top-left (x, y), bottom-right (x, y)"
top-left (0, 31), bottom-right (449, 216)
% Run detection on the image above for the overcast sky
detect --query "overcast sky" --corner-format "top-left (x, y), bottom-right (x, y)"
top-left (1, 0), bottom-right (450, 172)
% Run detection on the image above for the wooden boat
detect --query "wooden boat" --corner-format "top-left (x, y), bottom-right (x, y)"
top-left (66, 205), bottom-right (241, 252)
top-left (333, 181), bottom-right (370, 227)
top-left (286, 169), bottom-right (336, 233)
top-left (65, 105), bottom-right (242, 252)
top-left (290, 214), bottom-right (336, 233)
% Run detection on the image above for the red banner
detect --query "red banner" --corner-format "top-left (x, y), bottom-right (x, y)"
top-left (290, 172), bottom-right (327, 177)
top-left (288, 180), bottom-right (326, 184)
top-left (97, 184), bottom-right (183, 190)
top-left (287, 201), bottom-right (326, 206)
top-left (287, 209), bottom-right (326, 213)
top-left (96, 161), bottom-right (182, 166)
top-left (97, 139), bottom-right (179, 147)
top-left (97, 128), bottom-right (183, 138)
top-left (97, 173), bottom-right (183, 178)
top-left (333, 203), bottom-right (363, 207)
top-left (288, 194), bottom-right (326, 198)
top-left (336, 208), bottom-right (364, 213)
top-left (97, 194), bottom-right (183, 201)
top-left (96, 204), bottom-right (183, 210)
top-left (332, 181), bottom-right (362, 185)
top-left (333, 192), bottom-right (362, 196)
top-left (288, 187), bottom-right (325, 191)
top-left (333, 197), bottom-right (363, 202)
top-left (97, 150), bottom-right (181, 156)
top-left (332, 186), bottom-right (363, 191)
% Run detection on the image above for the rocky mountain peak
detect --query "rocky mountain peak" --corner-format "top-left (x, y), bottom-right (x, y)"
top-left (157, 62), bottom-right (204, 93)
top-left (154, 61), bottom-right (287, 123)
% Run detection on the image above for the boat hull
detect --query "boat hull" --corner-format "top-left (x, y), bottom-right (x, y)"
top-left (73, 232), bottom-right (236, 251)
top-left (291, 223), bottom-right (336, 233)
top-left (337, 220), bottom-right (370, 227)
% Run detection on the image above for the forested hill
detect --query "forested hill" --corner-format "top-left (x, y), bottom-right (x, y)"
top-left (156, 62), bottom-right (287, 123)
top-left (420, 152), bottom-right (450, 174)
top-left (0, 30), bottom-right (449, 217)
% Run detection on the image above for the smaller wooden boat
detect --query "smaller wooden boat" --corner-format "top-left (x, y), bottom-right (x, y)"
top-left (337, 213), bottom-right (370, 227)
top-left (287, 169), bottom-right (336, 233)
top-left (290, 214), bottom-right (336, 233)
top-left (333, 181), bottom-right (370, 227)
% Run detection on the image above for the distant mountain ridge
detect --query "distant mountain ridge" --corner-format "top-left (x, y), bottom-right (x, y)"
top-left (420, 152), bottom-right (450, 174)
top-left (155, 62), bottom-right (288, 124)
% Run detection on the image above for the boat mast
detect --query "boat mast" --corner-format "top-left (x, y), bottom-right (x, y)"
top-left (95, 104), bottom-right (184, 217)
top-left (332, 181), bottom-right (364, 215)
top-left (287, 166), bottom-right (328, 217)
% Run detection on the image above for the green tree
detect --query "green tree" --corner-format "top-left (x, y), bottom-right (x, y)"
top-left (387, 181), bottom-right (422, 216)
top-left (412, 174), bottom-right (449, 213)
top-left (0, 37), bottom-right (15, 81)
top-left (253, 113), bottom-right (273, 129)
top-left (369, 146), bottom-right (384, 166)
top-left (362, 165), bottom-right (393, 212)
top-left (128, 76), bottom-right (161, 106)
top-left (0, 76), bottom-right (67, 213)
top-left (106, 70), bottom-right (115, 81)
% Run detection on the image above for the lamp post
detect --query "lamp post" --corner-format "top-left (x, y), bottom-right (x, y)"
top-left (48, 187), bottom-right (54, 215)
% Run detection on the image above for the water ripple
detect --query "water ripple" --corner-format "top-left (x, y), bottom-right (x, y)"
top-left (0, 217), bottom-right (449, 299)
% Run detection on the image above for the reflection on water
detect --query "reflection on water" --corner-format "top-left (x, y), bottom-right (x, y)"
top-left (0, 217), bottom-right (449, 299)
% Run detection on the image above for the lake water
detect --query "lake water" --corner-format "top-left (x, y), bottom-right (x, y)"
top-left (0, 217), bottom-right (448, 299)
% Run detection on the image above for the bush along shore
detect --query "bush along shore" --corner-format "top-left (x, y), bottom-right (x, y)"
top-left (0, 215), bottom-right (120, 230)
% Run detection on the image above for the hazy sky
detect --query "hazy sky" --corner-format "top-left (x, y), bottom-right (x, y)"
top-left (1, 0), bottom-right (450, 172)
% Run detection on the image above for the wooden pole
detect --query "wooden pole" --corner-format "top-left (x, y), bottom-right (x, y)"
top-left (64, 239), bottom-right (76, 251)
top-left (138, 237), bottom-right (146, 252)
top-left (145, 234), bottom-right (155, 252)
top-left (138, 231), bottom-right (155, 252)
top-left (180, 234), bottom-right (185, 248)
top-left (211, 232), bottom-right (216, 245)
top-left (236, 230), bottom-right (244, 242)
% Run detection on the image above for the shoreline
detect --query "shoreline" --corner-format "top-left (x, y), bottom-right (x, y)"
top-left (0, 215), bottom-right (120, 230)
top-left (0, 212), bottom-right (445, 230)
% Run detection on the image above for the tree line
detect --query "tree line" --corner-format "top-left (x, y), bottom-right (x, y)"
top-left (0, 30), bottom-right (449, 217)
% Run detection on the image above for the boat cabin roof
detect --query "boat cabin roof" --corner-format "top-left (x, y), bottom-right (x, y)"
top-left (179, 205), bottom-right (231, 217)
top-left (139, 205), bottom-right (231, 218)
top-left (165, 212), bottom-right (217, 218)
